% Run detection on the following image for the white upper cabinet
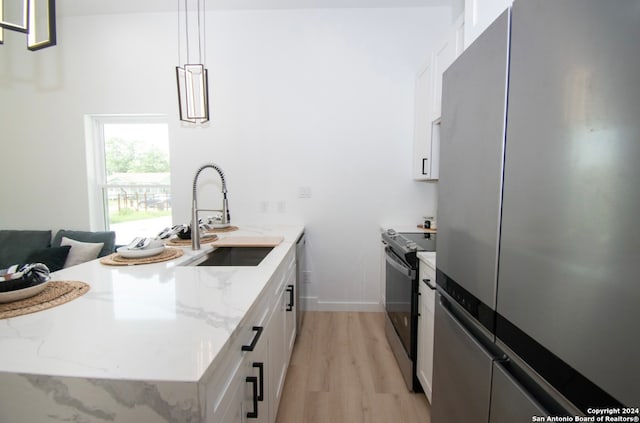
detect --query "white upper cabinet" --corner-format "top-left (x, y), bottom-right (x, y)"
top-left (432, 16), bottom-right (465, 120)
top-left (413, 57), bottom-right (436, 181)
top-left (413, 1), bottom-right (512, 181)
top-left (412, 15), bottom-right (464, 181)
top-left (464, 0), bottom-right (512, 48)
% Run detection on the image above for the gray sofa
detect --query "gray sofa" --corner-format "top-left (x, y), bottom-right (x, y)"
top-left (0, 230), bottom-right (116, 272)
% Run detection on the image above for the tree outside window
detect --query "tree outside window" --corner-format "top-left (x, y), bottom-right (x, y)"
top-left (88, 117), bottom-right (172, 245)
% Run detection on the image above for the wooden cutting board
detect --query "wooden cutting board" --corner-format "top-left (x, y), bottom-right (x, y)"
top-left (416, 225), bottom-right (437, 233)
top-left (211, 236), bottom-right (284, 247)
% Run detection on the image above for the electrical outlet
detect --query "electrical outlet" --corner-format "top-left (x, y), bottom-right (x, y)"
top-left (260, 201), bottom-right (268, 213)
top-left (298, 186), bottom-right (312, 199)
top-left (302, 271), bottom-right (312, 284)
top-left (277, 201), bottom-right (286, 213)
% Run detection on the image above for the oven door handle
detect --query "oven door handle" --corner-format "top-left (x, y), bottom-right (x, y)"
top-left (385, 248), bottom-right (415, 279)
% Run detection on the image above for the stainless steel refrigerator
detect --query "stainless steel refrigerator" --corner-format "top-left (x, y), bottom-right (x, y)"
top-left (432, 1), bottom-right (640, 421)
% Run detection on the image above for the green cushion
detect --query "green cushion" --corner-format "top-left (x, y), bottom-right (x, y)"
top-left (25, 246), bottom-right (72, 272)
top-left (0, 230), bottom-right (52, 269)
top-left (52, 230), bottom-right (116, 258)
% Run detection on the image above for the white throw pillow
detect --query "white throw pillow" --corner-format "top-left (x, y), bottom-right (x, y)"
top-left (61, 237), bottom-right (104, 268)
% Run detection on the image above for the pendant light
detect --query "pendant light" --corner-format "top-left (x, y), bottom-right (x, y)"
top-left (176, 0), bottom-right (210, 124)
top-left (0, 0), bottom-right (56, 51)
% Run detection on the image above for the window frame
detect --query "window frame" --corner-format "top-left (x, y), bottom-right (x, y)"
top-left (84, 114), bottom-right (170, 232)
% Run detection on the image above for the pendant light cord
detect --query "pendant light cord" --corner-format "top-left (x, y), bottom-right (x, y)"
top-left (185, 0), bottom-right (190, 63)
top-left (178, 0), bottom-right (205, 65)
top-left (177, 0), bottom-right (181, 64)
top-left (197, 0), bottom-right (202, 64)
top-left (202, 0), bottom-right (207, 66)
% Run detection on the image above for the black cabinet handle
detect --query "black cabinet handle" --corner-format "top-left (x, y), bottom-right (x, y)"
top-left (242, 326), bottom-right (263, 352)
top-left (286, 284), bottom-right (294, 311)
top-left (417, 292), bottom-right (421, 317)
top-left (246, 376), bottom-right (259, 419)
top-left (252, 362), bottom-right (264, 401)
top-left (423, 278), bottom-right (436, 290)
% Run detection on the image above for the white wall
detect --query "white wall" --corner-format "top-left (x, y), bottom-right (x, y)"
top-left (0, 7), bottom-right (450, 310)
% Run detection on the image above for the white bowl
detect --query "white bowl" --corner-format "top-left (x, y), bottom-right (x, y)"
top-left (117, 245), bottom-right (165, 259)
top-left (0, 280), bottom-right (50, 303)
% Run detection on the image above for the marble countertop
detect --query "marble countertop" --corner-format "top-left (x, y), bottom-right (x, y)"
top-left (0, 224), bottom-right (304, 383)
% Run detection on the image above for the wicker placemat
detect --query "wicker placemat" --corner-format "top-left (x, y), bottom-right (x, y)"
top-left (0, 281), bottom-right (90, 319)
top-left (165, 235), bottom-right (218, 246)
top-left (100, 247), bottom-right (184, 266)
top-left (206, 226), bottom-right (239, 233)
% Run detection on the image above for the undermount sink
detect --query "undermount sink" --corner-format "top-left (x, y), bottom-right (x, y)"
top-left (187, 247), bottom-right (274, 267)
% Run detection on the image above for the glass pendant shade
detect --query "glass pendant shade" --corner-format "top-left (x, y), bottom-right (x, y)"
top-left (176, 63), bottom-right (209, 123)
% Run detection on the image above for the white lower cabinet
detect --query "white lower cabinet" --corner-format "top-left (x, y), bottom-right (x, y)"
top-left (284, 264), bottom-right (297, 366)
top-left (217, 369), bottom-right (245, 423)
top-left (215, 327), bottom-right (269, 423)
top-left (268, 281), bottom-right (286, 423)
top-left (204, 249), bottom-right (297, 423)
top-left (417, 260), bottom-right (436, 403)
top-left (243, 324), bottom-right (269, 423)
top-left (268, 253), bottom-right (297, 423)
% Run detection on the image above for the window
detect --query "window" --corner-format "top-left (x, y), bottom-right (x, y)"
top-left (86, 115), bottom-right (172, 245)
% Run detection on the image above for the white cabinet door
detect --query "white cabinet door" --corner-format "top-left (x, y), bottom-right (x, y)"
top-left (412, 57), bottom-right (436, 181)
top-left (267, 251), bottom-right (295, 423)
top-left (432, 15), bottom-right (465, 120)
top-left (267, 282), bottom-right (285, 423)
top-left (413, 15), bottom-right (464, 182)
top-left (243, 327), bottom-right (269, 423)
top-left (204, 248), bottom-right (298, 423)
top-left (417, 262), bottom-right (436, 403)
top-left (217, 377), bottom-right (244, 423)
top-left (284, 271), bottom-right (297, 356)
top-left (216, 332), bottom-right (269, 423)
top-left (464, 0), bottom-right (512, 49)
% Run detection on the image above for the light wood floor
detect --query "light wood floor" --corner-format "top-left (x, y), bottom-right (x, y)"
top-left (275, 312), bottom-right (432, 423)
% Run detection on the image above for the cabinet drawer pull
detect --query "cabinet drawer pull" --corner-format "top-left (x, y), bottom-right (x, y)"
top-left (423, 278), bottom-right (436, 290)
top-left (245, 376), bottom-right (259, 419)
top-left (242, 326), bottom-right (263, 352)
top-left (286, 284), bottom-right (294, 311)
top-left (253, 362), bottom-right (264, 401)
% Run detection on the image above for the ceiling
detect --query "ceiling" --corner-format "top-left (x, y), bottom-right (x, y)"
top-left (57, 0), bottom-right (452, 17)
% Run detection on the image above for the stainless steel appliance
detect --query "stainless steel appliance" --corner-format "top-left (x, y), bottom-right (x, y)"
top-left (433, 1), bottom-right (640, 421)
top-left (382, 229), bottom-right (436, 391)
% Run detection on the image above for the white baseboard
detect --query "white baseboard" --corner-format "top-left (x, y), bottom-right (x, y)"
top-left (301, 296), bottom-right (384, 312)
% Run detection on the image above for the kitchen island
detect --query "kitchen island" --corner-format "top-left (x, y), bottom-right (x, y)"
top-left (0, 224), bottom-right (304, 423)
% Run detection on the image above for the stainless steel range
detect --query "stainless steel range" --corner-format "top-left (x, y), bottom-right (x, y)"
top-left (382, 229), bottom-right (436, 392)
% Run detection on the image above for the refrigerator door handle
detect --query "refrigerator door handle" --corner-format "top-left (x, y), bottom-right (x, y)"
top-left (490, 358), bottom-right (579, 420)
top-left (493, 360), bottom-right (551, 414)
top-left (438, 292), bottom-right (498, 359)
top-left (493, 340), bottom-right (582, 417)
